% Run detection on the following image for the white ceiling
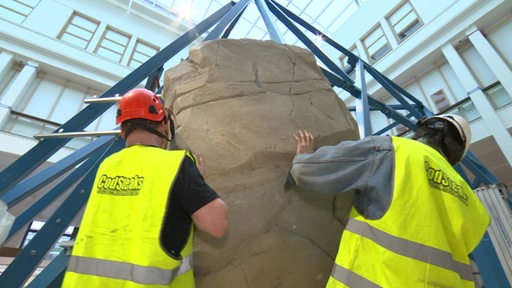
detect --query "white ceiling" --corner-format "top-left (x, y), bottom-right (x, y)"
top-left (147, 0), bottom-right (364, 47)
top-left (120, 0), bottom-right (512, 188)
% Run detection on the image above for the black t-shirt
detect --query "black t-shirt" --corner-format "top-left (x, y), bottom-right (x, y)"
top-left (161, 155), bottom-right (219, 259)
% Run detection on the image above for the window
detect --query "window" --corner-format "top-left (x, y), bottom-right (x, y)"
top-left (388, 1), bottom-right (422, 41)
top-left (59, 13), bottom-right (99, 49)
top-left (128, 40), bottom-right (159, 69)
top-left (136, 0), bottom-right (179, 18)
top-left (5, 72), bottom-right (104, 149)
top-left (484, 83), bottom-right (512, 110)
top-left (58, 11), bottom-right (160, 67)
top-left (363, 26), bottom-right (391, 62)
top-left (0, 61), bottom-right (20, 97)
top-left (430, 89), bottom-right (451, 112)
top-left (22, 221), bottom-right (77, 261)
top-left (457, 101), bottom-right (480, 122)
top-left (95, 26), bottom-right (130, 63)
top-left (0, 0), bottom-right (39, 24)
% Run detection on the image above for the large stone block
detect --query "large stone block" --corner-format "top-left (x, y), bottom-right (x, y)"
top-left (163, 39), bottom-right (359, 288)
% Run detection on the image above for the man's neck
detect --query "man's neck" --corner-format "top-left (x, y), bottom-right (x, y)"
top-left (125, 130), bottom-right (163, 148)
top-left (416, 137), bottom-right (446, 158)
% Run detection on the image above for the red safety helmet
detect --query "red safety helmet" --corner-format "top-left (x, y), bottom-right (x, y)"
top-left (116, 88), bottom-right (166, 125)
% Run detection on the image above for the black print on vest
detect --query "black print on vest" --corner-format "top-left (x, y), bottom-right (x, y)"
top-left (424, 161), bottom-right (468, 206)
top-left (96, 174), bottom-right (144, 196)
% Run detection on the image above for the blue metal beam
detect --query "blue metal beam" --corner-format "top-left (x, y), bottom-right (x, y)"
top-left (267, 0), bottom-right (354, 60)
top-left (366, 64), bottom-right (428, 112)
top-left (462, 151), bottom-right (499, 187)
top-left (321, 67), bottom-right (418, 130)
top-left (0, 138), bottom-right (124, 288)
top-left (254, 0), bottom-right (284, 43)
top-left (266, 0), bottom-right (429, 122)
top-left (373, 112), bottom-right (414, 136)
top-left (364, 65), bottom-right (428, 120)
top-left (220, 5), bottom-right (245, 39)
top-left (0, 3), bottom-right (235, 286)
top-left (264, 0), bottom-right (353, 84)
top-left (348, 104), bottom-right (423, 111)
top-left (6, 136), bottom-right (119, 240)
top-left (1, 134), bottom-right (116, 208)
top-left (0, 1), bottom-right (506, 287)
top-left (266, 0), bottom-right (354, 83)
top-left (144, 66), bottom-right (164, 91)
top-left (264, 0), bottom-right (429, 131)
top-left (0, 1), bottom-right (234, 195)
top-left (472, 234), bottom-right (511, 288)
top-left (25, 250), bottom-right (68, 288)
top-left (203, 0), bottom-right (250, 41)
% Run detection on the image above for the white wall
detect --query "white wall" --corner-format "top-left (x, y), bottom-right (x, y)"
top-left (488, 18), bottom-right (512, 69)
top-left (0, 0), bottom-right (202, 159)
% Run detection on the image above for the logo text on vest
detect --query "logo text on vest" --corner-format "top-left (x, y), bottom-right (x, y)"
top-left (97, 174), bottom-right (144, 196)
top-left (424, 161), bottom-right (468, 206)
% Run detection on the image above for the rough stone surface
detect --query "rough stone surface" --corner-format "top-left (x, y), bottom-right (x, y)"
top-left (163, 39), bottom-right (359, 288)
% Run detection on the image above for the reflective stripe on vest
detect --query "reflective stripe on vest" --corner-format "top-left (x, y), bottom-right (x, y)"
top-left (331, 264), bottom-right (380, 288)
top-left (336, 218), bottom-right (475, 282)
top-left (67, 254), bottom-right (193, 285)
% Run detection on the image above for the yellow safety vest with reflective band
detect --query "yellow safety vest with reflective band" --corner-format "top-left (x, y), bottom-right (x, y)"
top-left (62, 145), bottom-right (195, 288)
top-left (326, 137), bottom-right (490, 288)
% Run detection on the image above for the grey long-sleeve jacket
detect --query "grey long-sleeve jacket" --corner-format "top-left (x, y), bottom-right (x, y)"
top-left (290, 135), bottom-right (395, 219)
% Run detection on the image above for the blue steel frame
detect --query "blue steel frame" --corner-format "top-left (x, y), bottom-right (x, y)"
top-left (264, 0), bottom-right (509, 286)
top-left (0, 0), bottom-right (508, 286)
top-left (0, 2), bottom-right (240, 286)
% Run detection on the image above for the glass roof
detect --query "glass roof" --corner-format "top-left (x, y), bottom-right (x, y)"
top-left (144, 0), bottom-right (364, 47)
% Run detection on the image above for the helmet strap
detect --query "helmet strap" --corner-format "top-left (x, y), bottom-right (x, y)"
top-left (143, 125), bottom-right (172, 142)
top-left (123, 121), bottom-right (172, 147)
top-left (161, 109), bottom-right (175, 149)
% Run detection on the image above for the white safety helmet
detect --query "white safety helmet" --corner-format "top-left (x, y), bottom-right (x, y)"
top-left (424, 114), bottom-right (472, 161)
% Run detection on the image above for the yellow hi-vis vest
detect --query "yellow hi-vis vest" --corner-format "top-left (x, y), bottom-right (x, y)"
top-left (327, 137), bottom-right (490, 288)
top-left (62, 145), bottom-right (195, 288)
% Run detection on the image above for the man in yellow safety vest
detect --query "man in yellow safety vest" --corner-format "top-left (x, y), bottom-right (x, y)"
top-left (62, 88), bottom-right (228, 287)
top-left (290, 114), bottom-right (490, 287)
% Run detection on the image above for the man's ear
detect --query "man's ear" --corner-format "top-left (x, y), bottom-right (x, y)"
top-left (120, 125), bottom-right (126, 139)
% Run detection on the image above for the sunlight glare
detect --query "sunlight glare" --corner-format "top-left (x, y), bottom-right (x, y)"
top-left (175, 0), bottom-right (194, 23)
top-left (315, 34), bottom-right (324, 43)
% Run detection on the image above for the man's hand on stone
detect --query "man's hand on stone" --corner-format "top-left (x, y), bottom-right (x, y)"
top-left (293, 130), bottom-right (315, 154)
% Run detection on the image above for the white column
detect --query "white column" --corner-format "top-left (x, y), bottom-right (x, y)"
top-left (380, 19), bottom-right (399, 48)
top-left (121, 36), bottom-right (137, 66)
top-left (466, 27), bottom-right (512, 98)
top-left (354, 60), bottom-right (371, 138)
top-left (0, 61), bottom-right (39, 128)
top-left (87, 23), bottom-right (107, 53)
top-left (0, 51), bottom-right (14, 82)
top-left (441, 44), bottom-right (512, 165)
top-left (355, 40), bottom-right (369, 63)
